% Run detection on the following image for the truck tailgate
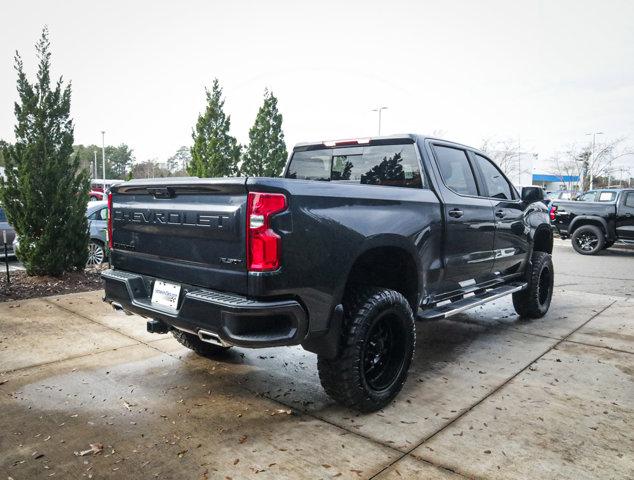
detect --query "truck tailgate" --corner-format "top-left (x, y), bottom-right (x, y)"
top-left (110, 178), bottom-right (248, 295)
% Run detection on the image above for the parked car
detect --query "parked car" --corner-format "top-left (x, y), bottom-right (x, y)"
top-left (551, 188), bottom-right (634, 254)
top-left (0, 206), bottom-right (16, 257)
top-left (86, 201), bottom-right (109, 266)
top-left (13, 202), bottom-right (109, 266)
top-left (101, 134), bottom-right (554, 412)
top-left (89, 190), bottom-right (106, 201)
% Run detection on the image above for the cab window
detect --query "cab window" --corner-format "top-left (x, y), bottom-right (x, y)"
top-left (577, 191), bottom-right (596, 202)
top-left (474, 154), bottom-right (514, 200)
top-left (434, 146), bottom-right (479, 196)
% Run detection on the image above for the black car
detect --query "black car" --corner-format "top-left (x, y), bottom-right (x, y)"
top-left (551, 188), bottom-right (634, 254)
top-left (102, 134), bottom-right (553, 411)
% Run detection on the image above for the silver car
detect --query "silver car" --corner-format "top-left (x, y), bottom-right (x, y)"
top-left (86, 201), bottom-right (109, 266)
top-left (0, 206), bottom-right (16, 257)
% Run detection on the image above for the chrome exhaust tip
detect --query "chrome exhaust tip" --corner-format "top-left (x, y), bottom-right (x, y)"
top-left (197, 329), bottom-right (229, 347)
top-left (111, 302), bottom-right (133, 316)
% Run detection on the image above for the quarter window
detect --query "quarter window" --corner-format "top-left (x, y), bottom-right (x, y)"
top-left (474, 154), bottom-right (513, 200)
top-left (434, 146), bottom-right (478, 196)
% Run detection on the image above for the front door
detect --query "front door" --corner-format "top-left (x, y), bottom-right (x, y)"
top-left (472, 153), bottom-right (529, 275)
top-left (616, 191), bottom-right (634, 240)
top-left (430, 144), bottom-right (496, 288)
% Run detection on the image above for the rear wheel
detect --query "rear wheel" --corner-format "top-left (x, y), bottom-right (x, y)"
top-left (171, 329), bottom-right (231, 357)
top-left (571, 225), bottom-right (604, 255)
top-left (317, 288), bottom-right (415, 412)
top-left (513, 251), bottom-right (554, 318)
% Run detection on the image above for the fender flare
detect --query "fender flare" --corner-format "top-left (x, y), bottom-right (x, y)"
top-left (568, 216), bottom-right (608, 236)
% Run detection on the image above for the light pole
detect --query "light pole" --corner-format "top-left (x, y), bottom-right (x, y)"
top-left (585, 131), bottom-right (604, 189)
top-left (101, 131), bottom-right (106, 181)
top-left (371, 106), bottom-right (388, 135)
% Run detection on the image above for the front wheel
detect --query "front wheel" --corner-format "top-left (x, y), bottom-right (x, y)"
top-left (86, 240), bottom-right (106, 267)
top-left (571, 225), bottom-right (605, 255)
top-left (513, 251), bottom-right (554, 318)
top-left (317, 288), bottom-right (415, 412)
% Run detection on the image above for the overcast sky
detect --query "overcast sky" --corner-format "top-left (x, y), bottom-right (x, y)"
top-left (2, 0), bottom-right (633, 174)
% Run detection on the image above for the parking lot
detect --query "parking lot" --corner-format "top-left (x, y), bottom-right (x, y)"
top-left (0, 239), bottom-right (632, 479)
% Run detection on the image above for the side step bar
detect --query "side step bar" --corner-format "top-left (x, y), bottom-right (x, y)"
top-left (418, 282), bottom-right (527, 321)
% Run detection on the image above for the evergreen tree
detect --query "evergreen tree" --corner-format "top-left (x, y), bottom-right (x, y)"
top-left (241, 89), bottom-right (288, 177)
top-left (188, 79), bottom-right (240, 177)
top-left (0, 27), bottom-right (90, 276)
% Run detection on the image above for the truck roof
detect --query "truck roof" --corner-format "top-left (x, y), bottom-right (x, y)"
top-left (293, 134), bottom-right (476, 152)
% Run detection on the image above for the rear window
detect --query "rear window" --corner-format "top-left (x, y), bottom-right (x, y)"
top-left (286, 144), bottom-right (424, 189)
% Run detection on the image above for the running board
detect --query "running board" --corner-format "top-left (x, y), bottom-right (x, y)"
top-left (418, 282), bottom-right (527, 321)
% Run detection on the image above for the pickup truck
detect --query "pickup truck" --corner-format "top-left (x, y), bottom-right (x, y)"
top-left (102, 134), bottom-right (554, 412)
top-left (551, 188), bottom-right (634, 255)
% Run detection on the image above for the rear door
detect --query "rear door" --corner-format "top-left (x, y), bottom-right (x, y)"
top-left (616, 191), bottom-right (634, 240)
top-left (110, 178), bottom-right (249, 294)
top-left (429, 143), bottom-right (496, 287)
top-left (471, 152), bottom-right (529, 276)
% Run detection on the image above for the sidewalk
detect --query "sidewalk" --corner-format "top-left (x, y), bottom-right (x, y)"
top-left (0, 286), bottom-right (632, 479)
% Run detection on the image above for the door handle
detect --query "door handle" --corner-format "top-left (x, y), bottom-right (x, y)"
top-left (448, 208), bottom-right (463, 218)
top-left (495, 209), bottom-right (506, 218)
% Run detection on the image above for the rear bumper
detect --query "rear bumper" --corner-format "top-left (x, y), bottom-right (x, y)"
top-left (102, 269), bottom-right (308, 348)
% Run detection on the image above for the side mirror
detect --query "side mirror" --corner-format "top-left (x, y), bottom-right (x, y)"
top-left (521, 186), bottom-right (544, 203)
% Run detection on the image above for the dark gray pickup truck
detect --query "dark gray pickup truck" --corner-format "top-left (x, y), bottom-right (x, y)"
top-left (102, 134), bottom-right (553, 411)
top-left (551, 188), bottom-right (634, 254)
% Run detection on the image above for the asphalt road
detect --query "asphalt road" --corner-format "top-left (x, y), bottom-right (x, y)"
top-left (553, 238), bottom-right (634, 298)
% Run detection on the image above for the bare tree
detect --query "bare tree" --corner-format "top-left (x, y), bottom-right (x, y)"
top-left (553, 138), bottom-right (630, 191)
top-left (480, 138), bottom-right (520, 179)
top-left (549, 153), bottom-right (582, 192)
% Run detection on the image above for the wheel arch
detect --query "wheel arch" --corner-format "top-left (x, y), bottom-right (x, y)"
top-left (532, 225), bottom-right (553, 254)
top-left (340, 236), bottom-right (421, 310)
top-left (569, 216), bottom-right (608, 237)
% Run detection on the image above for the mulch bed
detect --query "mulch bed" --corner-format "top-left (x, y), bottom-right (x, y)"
top-left (0, 268), bottom-right (104, 302)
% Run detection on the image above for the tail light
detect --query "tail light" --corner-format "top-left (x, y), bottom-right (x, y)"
top-left (549, 205), bottom-right (557, 221)
top-left (247, 192), bottom-right (287, 271)
top-left (107, 192), bottom-right (113, 250)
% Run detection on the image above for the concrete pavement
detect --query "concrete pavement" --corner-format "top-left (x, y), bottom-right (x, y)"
top-left (0, 242), bottom-right (633, 479)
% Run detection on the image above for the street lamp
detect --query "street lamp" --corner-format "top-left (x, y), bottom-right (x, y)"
top-left (585, 131), bottom-right (604, 189)
top-left (101, 131), bottom-right (106, 181)
top-left (371, 106), bottom-right (388, 135)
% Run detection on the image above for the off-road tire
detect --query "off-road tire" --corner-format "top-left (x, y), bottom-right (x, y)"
top-left (317, 287), bottom-right (415, 412)
top-left (512, 251), bottom-right (554, 319)
top-left (571, 225), bottom-right (605, 255)
top-left (171, 329), bottom-right (231, 357)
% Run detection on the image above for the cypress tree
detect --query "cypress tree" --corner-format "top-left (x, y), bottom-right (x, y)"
top-left (241, 89), bottom-right (288, 177)
top-left (188, 79), bottom-right (240, 177)
top-left (0, 27), bottom-right (90, 276)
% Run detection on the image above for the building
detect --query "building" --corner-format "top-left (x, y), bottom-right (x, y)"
top-left (532, 173), bottom-right (580, 192)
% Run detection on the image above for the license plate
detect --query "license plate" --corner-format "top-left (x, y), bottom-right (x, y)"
top-left (151, 280), bottom-right (181, 310)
